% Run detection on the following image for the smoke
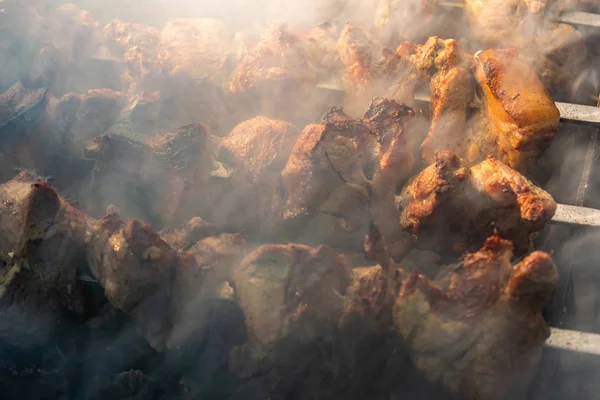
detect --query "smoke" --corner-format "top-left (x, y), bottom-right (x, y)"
top-left (0, 0), bottom-right (599, 399)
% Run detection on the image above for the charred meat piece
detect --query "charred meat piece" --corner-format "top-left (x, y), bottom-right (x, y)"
top-left (0, 173), bottom-right (88, 348)
top-left (394, 235), bottom-right (558, 400)
top-left (464, 0), bottom-right (587, 98)
top-left (397, 151), bottom-right (556, 258)
top-left (281, 99), bottom-right (415, 257)
top-left (86, 207), bottom-right (178, 350)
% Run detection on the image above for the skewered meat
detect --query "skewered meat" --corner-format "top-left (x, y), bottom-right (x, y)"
top-left (394, 234), bottom-right (558, 400)
top-left (0, 172), bottom-right (88, 348)
top-left (336, 23), bottom-right (420, 114)
top-left (414, 37), bottom-right (475, 164)
top-left (86, 206), bottom-right (177, 351)
top-left (473, 48), bottom-right (560, 172)
top-left (414, 40), bottom-right (559, 172)
top-left (229, 243), bottom-right (421, 400)
top-left (228, 23), bottom-right (320, 124)
top-left (281, 98), bottom-right (416, 257)
top-left (216, 116), bottom-right (300, 235)
top-left (83, 123), bottom-right (219, 227)
top-left (463, 0), bottom-right (587, 98)
top-left (104, 18), bottom-right (229, 133)
top-left (397, 151), bottom-right (557, 259)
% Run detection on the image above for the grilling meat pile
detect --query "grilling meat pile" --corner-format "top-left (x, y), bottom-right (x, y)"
top-left (0, 2), bottom-right (567, 400)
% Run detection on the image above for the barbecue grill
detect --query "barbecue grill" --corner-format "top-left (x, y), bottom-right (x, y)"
top-left (4, 1), bottom-right (600, 399)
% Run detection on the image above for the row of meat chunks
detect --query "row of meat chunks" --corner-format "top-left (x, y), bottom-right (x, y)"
top-left (0, 70), bottom-right (560, 400)
top-left (0, 3), bottom-right (565, 399)
top-left (0, 171), bottom-right (558, 400)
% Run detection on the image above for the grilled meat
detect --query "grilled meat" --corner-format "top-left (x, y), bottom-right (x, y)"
top-left (473, 48), bottom-right (560, 172)
top-left (217, 116), bottom-right (300, 235)
top-left (0, 173), bottom-right (88, 348)
top-left (281, 99), bottom-right (416, 257)
top-left (397, 151), bottom-right (557, 258)
top-left (83, 123), bottom-right (219, 227)
top-left (104, 18), bottom-right (229, 132)
top-left (464, 0), bottom-right (587, 98)
top-left (414, 37), bottom-right (475, 164)
top-left (394, 235), bottom-right (558, 400)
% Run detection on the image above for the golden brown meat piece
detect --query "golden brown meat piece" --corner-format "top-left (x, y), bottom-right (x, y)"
top-left (397, 151), bottom-right (556, 258)
top-left (415, 41), bottom-right (559, 173)
top-left (86, 207), bottom-right (178, 350)
top-left (473, 48), bottom-right (560, 171)
top-left (394, 235), bottom-right (558, 400)
top-left (414, 37), bottom-right (475, 164)
top-left (281, 99), bottom-right (416, 257)
top-left (464, 0), bottom-right (587, 97)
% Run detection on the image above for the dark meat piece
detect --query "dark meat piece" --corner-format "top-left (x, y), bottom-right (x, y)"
top-left (168, 228), bottom-right (247, 349)
top-left (394, 235), bottom-right (558, 400)
top-left (228, 23), bottom-right (320, 124)
top-left (281, 99), bottom-right (415, 257)
top-left (0, 172), bottom-right (88, 348)
top-left (397, 151), bottom-right (557, 259)
top-left (83, 123), bottom-right (219, 227)
top-left (0, 83), bottom-right (123, 187)
top-left (86, 207), bottom-right (177, 350)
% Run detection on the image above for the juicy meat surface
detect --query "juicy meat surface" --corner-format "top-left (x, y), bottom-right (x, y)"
top-left (281, 99), bottom-right (416, 256)
top-left (394, 235), bottom-right (558, 400)
top-left (397, 151), bottom-right (557, 258)
top-left (473, 48), bottom-right (560, 172)
top-left (464, 0), bottom-right (587, 98)
top-left (86, 208), bottom-right (178, 350)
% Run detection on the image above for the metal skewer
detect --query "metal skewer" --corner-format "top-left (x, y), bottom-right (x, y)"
top-left (413, 92), bottom-right (600, 126)
top-left (438, 1), bottom-right (600, 28)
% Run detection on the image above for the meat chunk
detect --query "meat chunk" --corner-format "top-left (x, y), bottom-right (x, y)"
top-left (473, 48), bottom-right (560, 172)
top-left (397, 151), bottom-right (557, 259)
top-left (464, 0), bottom-right (587, 98)
top-left (86, 207), bottom-right (178, 350)
top-left (413, 40), bottom-right (559, 173)
top-left (216, 116), bottom-right (300, 235)
top-left (228, 23), bottom-right (318, 123)
top-left (104, 18), bottom-right (229, 132)
top-left (393, 235), bottom-right (558, 400)
top-left (0, 173), bottom-right (88, 348)
top-left (83, 123), bottom-right (219, 227)
top-left (414, 37), bottom-right (475, 164)
top-left (281, 99), bottom-right (416, 257)
top-left (336, 23), bottom-right (420, 114)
